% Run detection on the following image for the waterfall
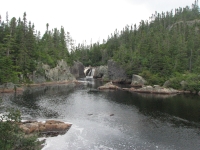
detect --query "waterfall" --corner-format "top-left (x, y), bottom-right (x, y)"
top-left (91, 68), bottom-right (95, 76)
top-left (88, 69), bottom-right (92, 76)
top-left (85, 68), bottom-right (95, 78)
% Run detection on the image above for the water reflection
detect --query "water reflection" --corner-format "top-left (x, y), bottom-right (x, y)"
top-left (1, 79), bottom-right (200, 149)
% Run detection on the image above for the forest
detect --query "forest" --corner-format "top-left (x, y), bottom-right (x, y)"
top-left (0, 1), bottom-right (200, 91)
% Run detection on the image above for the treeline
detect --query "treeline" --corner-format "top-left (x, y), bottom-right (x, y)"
top-left (0, 12), bottom-right (74, 84)
top-left (71, 1), bottom-right (200, 88)
top-left (1, 1), bottom-right (200, 91)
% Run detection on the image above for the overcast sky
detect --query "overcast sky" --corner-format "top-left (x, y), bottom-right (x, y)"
top-left (0, 0), bottom-right (194, 45)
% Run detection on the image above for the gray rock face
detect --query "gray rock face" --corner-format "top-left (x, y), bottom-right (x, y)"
top-left (107, 60), bottom-right (128, 83)
top-left (131, 75), bottom-right (146, 86)
top-left (93, 66), bottom-right (109, 81)
top-left (70, 61), bottom-right (85, 78)
top-left (163, 80), bottom-right (171, 88)
top-left (32, 71), bottom-right (46, 83)
top-left (33, 60), bottom-right (75, 83)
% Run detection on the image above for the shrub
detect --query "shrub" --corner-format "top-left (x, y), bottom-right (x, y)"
top-left (139, 70), bottom-right (165, 85)
top-left (0, 109), bottom-right (41, 150)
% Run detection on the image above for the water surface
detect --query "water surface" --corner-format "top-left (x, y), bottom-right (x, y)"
top-left (1, 79), bottom-right (200, 150)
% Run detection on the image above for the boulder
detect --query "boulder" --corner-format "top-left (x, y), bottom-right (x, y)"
top-left (198, 91), bottom-right (200, 96)
top-left (163, 80), bottom-right (171, 88)
top-left (131, 75), bottom-right (146, 87)
top-left (93, 66), bottom-right (109, 81)
top-left (107, 60), bottom-right (128, 83)
top-left (153, 85), bottom-right (161, 89)
top-left (19, 120), bottom-right (72, 137)
top-left (70, 61), bottom-right (85, 78)
top-left (98, 82), bottom-right (121, 90)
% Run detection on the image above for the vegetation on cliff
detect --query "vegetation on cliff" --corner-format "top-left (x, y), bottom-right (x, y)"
top-left (0, 1), bottom-right (200, 92)
top-left (0, 12), bottom-right (73, 84)
top-left (71, 1), bottom-right (200, 91)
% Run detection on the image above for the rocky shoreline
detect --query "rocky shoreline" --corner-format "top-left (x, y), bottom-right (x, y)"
top-left (0, 80), bottom-right (80, 94)
top-left (19, 120), bottom-right (72, 137)
top-left (98, 82), bottom-right (194, 95)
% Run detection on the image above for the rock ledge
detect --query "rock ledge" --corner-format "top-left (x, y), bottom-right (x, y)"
top-left (19, 120), bottom-right (72, 137)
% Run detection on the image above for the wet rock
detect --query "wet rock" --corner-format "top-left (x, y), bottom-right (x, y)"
top-left (98, 82), bottom-right (121, 90)
top-left (19, 120), bottom-right (72, 137)
top-left (124, 86), bottom-right (179, 94)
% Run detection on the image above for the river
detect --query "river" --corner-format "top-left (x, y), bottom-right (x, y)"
top-left (1, 78), bottom-right (200, 150)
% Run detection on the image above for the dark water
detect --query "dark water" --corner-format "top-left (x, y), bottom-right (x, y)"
top-left (1, 78), bottom-right (200, 150)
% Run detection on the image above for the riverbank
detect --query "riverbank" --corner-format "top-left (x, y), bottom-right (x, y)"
top-left (0, 80), bottom-right (80, 94)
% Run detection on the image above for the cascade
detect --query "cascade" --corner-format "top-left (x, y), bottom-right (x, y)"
top-left (91, 68), bottom-right (95, 76)
top-left (85, 68), bottom-right (95, 78)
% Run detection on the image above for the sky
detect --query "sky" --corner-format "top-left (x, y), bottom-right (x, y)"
top-left (0, 0), bottom-right (194, 45)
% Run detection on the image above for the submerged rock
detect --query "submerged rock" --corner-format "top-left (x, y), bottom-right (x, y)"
top-left (19, 120), bottom-right (72, 137)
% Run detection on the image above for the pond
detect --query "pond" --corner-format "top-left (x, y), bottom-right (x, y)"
top-left (1, 78), bottom-right (200, 150)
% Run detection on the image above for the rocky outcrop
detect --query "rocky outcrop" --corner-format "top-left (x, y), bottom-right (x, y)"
top-left (108, 60), bottom-right (129, 83)
top-left (131, 75), bottom-right (146, 87)
top-left (98, 82), bottom-right (121, 90)
top-left (93, 66), bottom-right (109, 81)
top-left (19, 120), bottom-right (72, 137)
top-left (125, 85), bottom-right (179, 94)
top-left (70, 61), bottom-right (85, 78)
top-left (168, 19), bottom-right (200, 31)
top-left (32, 60), bottom-right (75, 83)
